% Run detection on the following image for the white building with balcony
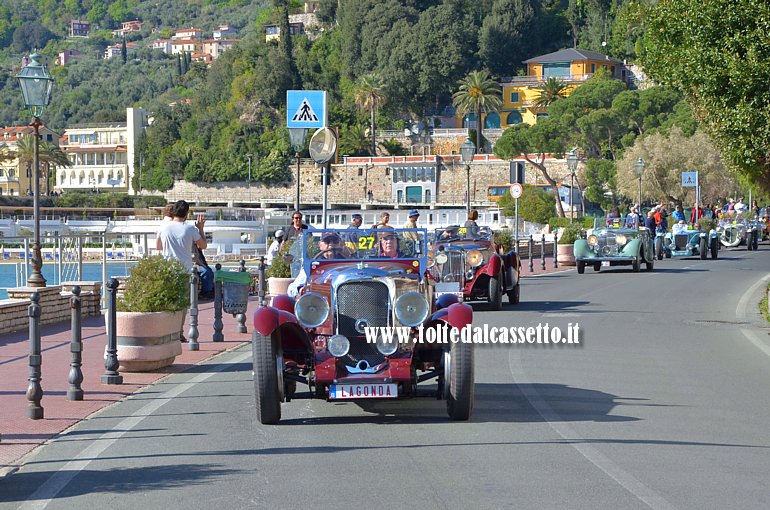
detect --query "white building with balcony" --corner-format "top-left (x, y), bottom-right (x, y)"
top-left (57, 108), bottom-right (149, 195)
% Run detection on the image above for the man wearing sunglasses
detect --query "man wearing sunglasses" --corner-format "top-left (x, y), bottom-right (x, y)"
top-left (284, 210), bottom-right (309, 246)
top-left (288, 231), bottom-right (348, 298)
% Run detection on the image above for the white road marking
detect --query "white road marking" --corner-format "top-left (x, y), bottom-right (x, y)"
top-left (19, 351), bottom-right (252, 510)
top-left (735, 273), bottom-right (770, 359)
top-left (508, 351), bottom-right (676, 510)
top-left (542, 313), bottom-right (581, 318)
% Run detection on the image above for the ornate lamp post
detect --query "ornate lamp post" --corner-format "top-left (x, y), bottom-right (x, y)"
top-left (635, 157), bottom-right (645, 211)
top-left (16, 52), bottom-right (53, 288)
top-left (460, 137), bottom-right (475, 215)
top-left (288, 128), bottom-right (307, 211)
top-left (567, 151), bottom-right (579, 223)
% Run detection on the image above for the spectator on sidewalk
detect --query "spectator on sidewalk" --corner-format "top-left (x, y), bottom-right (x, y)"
top-left (266, 229), bottom-right (285, 266)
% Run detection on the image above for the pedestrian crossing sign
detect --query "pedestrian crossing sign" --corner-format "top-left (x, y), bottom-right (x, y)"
top-left (287, 90), bottom-right (327, 128)
top-left (681, 171), bottom-right (698, 187)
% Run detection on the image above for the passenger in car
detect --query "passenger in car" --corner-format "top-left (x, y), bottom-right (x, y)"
top-left (288, 233), bottom-right (348, 298)
top-left (378, 233), bottom-right (404, 258)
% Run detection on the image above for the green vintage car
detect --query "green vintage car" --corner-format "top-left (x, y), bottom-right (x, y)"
top-left (574, 217), bottom-right (655, 274)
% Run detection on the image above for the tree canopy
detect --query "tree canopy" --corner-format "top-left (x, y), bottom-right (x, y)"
top-left (641, 0), bottom-right (770, 191)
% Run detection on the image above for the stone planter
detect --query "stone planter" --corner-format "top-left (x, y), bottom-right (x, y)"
top-left (113, 310), bottom-right (184, 372)
top-left (556, 244), bottom-right (576, 266)
top-left (267, 277), bottom-right (294, 303)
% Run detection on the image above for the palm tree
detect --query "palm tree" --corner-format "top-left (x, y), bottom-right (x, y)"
top-left (534, 77), bottom-right (569, 109)
top-left (15, 135), bottom-right (71, 196)
top-left (353, 73), bottom-right (387, 156)
top-left (452, 70), bottom-right (503, 153)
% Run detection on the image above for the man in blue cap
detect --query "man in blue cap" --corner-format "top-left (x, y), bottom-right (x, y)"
top-left (404, 209), bottom-right (420, 241)
top-left (343, 213), bottom-right (363, 246)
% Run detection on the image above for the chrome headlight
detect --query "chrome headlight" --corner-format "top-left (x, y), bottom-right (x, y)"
top-left (327, 334), bottom-right (350, 357)
top-left (435, 252), bottom-right (448, 264)
top-left (615, 234), bottom-right (627, 246)
top-left (376, 332), bottom-right (399, 356)
top-left (466, 250), bottom-right (483, 267)
top-left (295, 292), bottom-right (329, 328)
top-left (394, 291), bottom-right (429, 327)
top-left (587, 235), bottom-right (598, 246)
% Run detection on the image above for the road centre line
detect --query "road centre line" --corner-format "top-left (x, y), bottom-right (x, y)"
top-left (19, 351), bottom-right (252, 510)
top-left (507, 351), bottom-right (676, 510)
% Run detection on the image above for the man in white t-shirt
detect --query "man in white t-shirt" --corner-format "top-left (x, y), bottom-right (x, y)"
top-left (266, 229), bottom-right (284, 265)
top-left (156, 200), bottom-right (207, 271)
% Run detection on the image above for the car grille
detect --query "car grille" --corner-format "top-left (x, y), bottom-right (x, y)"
top-left (335, 281), bottom-right (390, 366)
top-left (596, 234), bottom-right (619, 255)
top-left (674, 234), bottom-right (689, 250)
top-left (436, 250), bottom-right (465, 282)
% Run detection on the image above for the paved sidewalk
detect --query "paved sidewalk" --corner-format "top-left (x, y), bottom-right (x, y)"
top-left (519, 254), bottom-right (574, 277)
top-left (0, 296), bottom-right (256, 478)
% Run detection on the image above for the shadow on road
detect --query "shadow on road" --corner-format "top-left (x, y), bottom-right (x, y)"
top-left (278, 382), bottom-right (643, 425)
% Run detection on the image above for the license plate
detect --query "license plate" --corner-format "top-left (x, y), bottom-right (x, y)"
top-left (435, 282), bottom-right (461, 293)
top-left (329, 383), bottom-right (398, 400)
top-left (601, 261), bottom-right (610, 267)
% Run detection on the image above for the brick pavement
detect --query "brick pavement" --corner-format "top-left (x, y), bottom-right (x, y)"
top-left (0, 296), bottom-right (255, 479)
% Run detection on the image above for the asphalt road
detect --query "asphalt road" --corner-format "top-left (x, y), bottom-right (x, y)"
top-left (2, 248), bottom-right (770, 509)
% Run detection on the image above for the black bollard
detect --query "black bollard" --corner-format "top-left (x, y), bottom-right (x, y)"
top-left (26, 292), bottom-right (43, 419)
top-left (553, 234), bottom-right (558, 268)
top-left (257, 256), bottom-right (267, 307)
top-left (541, 234), bottom-right (546, 270)
top-left (67, 286), bottom-right (84, 400)
top-left (236, 259), bottom-right (247, 333)
top-left (528, 235), bottom-right (534, 272)
top-left (213, 263), bottom-right (224, 342)
top-left (102, 278), bottom-right (123, 385)
top-left (188, 271), bottom-right (200, 351)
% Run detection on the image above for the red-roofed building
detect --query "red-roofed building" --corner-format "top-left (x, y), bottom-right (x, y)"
top-left (112, 20), bottom-right (144, 37)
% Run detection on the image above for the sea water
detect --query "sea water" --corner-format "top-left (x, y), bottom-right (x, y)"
top-left (0, 261), bottom-right (135, 299)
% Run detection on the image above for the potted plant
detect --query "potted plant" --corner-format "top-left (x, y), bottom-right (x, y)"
top-left (114, 255), bottom-right (190, 371)
top-left (266, 240), bottom-right (295, 298)
top-left (492, 228), bottom-right (515, 254)
top-left (556, 223), bottom-right (582, 266)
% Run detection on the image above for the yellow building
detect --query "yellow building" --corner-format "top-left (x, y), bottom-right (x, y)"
top-left (0, 125), bottom-right (60, 197)
top-left (463, 49), bottom-right (629, 130)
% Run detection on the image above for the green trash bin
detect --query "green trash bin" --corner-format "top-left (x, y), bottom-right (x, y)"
top-left (215, 271), bottom-right (252, 314)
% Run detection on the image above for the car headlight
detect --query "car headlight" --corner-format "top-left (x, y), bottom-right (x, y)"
top-left (376, 332), bottom-right (399, 356)
top-left (615, 234), bottom-right (627, 245)
top-left (587, 235), bottom-right (598, 246)
top-left (295, 292), bottom-right (329, 328)
top-left (466, 250), bottom-right (483, 267)
top-left (435, 252), bottom-right (448, 264)
top-left (327, 334), bottom-right (350, 357)
top-left (394, 291), bottom-right (429, 327)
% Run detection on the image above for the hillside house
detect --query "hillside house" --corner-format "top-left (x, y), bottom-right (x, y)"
top-left (112, 20), bottom-right (144, 37)
top-left (69, 20), bottom-right (89, 38)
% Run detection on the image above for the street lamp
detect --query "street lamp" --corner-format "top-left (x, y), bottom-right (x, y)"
top-left (288, 128), bottom-right (307, 211)
top-left (567, 151), bottom-right (579, 223)
top-left (17, 52), bottom-right (53, 288)
top-left (246, 153), bottom-right (252, 202)
top-left (460, 137), bottom-right (475, 215)
top-left (635, 157), bottom-right (645, 212)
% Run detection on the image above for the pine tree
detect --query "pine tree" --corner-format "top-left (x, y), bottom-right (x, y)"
top-left (121, 37), bottom-right (127, 64)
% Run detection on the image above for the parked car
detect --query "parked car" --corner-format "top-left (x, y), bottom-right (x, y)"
top-left (428, 225), bottom-right (520, 310)
top-left (252, 228), bottom-right (475, 424)
top-left (656, 224), bottom-right (719, 259)
top-left (573, 217), bottom-right (655, 273)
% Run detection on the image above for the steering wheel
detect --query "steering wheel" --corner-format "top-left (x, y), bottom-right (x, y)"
top-left (313, 248), bottom-right (338, 260)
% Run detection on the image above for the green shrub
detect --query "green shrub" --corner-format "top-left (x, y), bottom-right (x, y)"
top-left (117, 255), bottom-right (190, 312)
top-left (549, 217), bottom-right (595, 229)
top-left (266, 240), bottom-right (293, 278)
top-left (492, 229), bottom-right (515, 253)
top-left (499, 185), bottom-right (554, 224)
top-left (557, 223), bottom-right (583, 244)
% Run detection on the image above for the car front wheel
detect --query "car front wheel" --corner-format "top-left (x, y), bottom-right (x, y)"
top-left (577, 261), bottom-right (585, 274)
top-left (655, 237), bottom-right (663, 260)
top-left (507, 282), bottom-right (520, 304)
top-left (446, 342), bottom-right (474, 421)
top-left (252, 332), bottom-right (282, 425)
top-left (488, 273), bottom-right (503, 311)
top-left (747, 231), bottom-right (754, 250)
top-left (699, 238), bottom-right (708, 259)
top-left (711, 237), bottom-right (719, 259)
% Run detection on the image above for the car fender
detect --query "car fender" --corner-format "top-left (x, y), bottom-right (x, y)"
top-left (428, 302), bottom-right (472, 330)
top-left (480, 254), bottom-right (503, 277)
top-left (253, 306), bottom-right (300, 337)
top-left (621, 238), bottom-right (641, 257)
top-left (573, 239), bottom-right (593, 258)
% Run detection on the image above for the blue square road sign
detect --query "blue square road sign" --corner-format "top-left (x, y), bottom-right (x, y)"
top-left (287, 90), bottom-right (327, 129)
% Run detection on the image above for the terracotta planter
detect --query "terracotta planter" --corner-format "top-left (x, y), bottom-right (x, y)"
top-left (112, 310), bottom-right (184, 372)
top-left (267, 277), bottom-right (294, 302)
top-left (557, 244), bottom-right (576, 266)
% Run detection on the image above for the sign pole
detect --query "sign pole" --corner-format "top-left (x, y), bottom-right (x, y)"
top-left (695, 171), bottom-right (699, 223)
top-left (515, 197), bottom-right (519, 248)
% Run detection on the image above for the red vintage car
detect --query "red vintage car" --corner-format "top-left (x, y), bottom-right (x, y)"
top-left (429, 226), bottom-right (520, 310)
top-left (252, 228), bottom-right (474, 424)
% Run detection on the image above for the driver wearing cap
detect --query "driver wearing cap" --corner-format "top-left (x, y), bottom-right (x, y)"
top-left (288, 231), bottom-right (348, 298)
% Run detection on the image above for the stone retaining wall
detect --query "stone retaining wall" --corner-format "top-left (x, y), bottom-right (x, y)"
top-left (0, 282), bottom-right (102, 336)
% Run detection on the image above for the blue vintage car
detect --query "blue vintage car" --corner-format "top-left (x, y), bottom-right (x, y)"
top-left (573, 217), bottom-right (655, 273)
top-left (656, 224), bottom-right (719, 259)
